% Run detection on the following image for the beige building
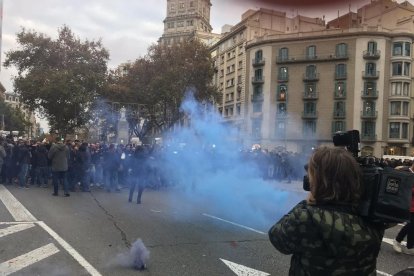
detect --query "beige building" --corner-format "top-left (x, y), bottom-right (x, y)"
top-left (241, 0), bottom-right (414, 157)
top-left (159, 0), bottom-right (220, 46)
top-left (210, 8), bottom-right (326, 144)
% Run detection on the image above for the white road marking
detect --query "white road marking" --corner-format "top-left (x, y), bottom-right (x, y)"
top-left (0, 185), bottom-right (36, 221)
top-left (150, 209), bottom-right (162, 213)
top-left (0, 221), bottom-right (41, 225)
top-left (0, 243), bottom-right (59, 275)
top-left (202, 213), bottom-right (266, 235)
top-left (0, 184), bottom-right (102, 276)
top-left (0, 223), bottom-right (35, 238)
top-left (221, 259), bottom-right (270, 276)
top-left (383, 237), bottom-right (406, 247)
top-left (376, 270), bottom-right (392, 276)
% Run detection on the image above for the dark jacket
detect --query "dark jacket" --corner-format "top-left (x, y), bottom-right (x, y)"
top-left (48, 143), bottom-right (69, 172)
top-left (34, 146), bottom-right (49, 167)
top-left (269, 200), bottom-right (384, 276)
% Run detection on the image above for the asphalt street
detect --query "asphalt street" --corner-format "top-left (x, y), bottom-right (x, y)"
top-left (0, 180), bottom-right (412, 276)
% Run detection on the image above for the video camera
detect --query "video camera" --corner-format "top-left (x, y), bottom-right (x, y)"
top-left (303, 130), bottom-right (414, 224)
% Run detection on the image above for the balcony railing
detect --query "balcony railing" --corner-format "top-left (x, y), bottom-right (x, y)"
top-left (251, 93), bottom-right (264, 102)
top-left (334, 92), bottom-right (346, 99)
top-left (303, 92), bottom-right (318, 100)
top-left (363, 50), bottom-right (381, 59)
top-left (335, 72), bottom-right (347, 80)
top-left (363, 71), bottom-right (379, 79)
top-left (361, 110), bottom-right (378, 119)
top-left (251, 76), bottom-right (265, 84)
top-left (278, 74), bottom-right (289, 82)
top-left (276, 111), bottom-right (288, 118)
top-left (360, 133), bottom-right (377, 142)
top-left (361, 90), bottom-right (378, 99)
top-left (333, 110), bottom-right (346, 119)
top-left (302, 111), bottom-right (318, 119)
top-left (252, 58), bottom-right (265, 67)
top-left (303, 73), bottom-right (320, 82)
top-left (276, 53), bottom-right (348, 64)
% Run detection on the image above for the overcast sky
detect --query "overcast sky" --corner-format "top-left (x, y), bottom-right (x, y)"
top-left (0, 0), bottom-right (374, 130)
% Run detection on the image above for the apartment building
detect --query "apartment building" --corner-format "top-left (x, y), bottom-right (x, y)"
top-left (210, 8), bottom-right (325, 144)
top-left (244, 0), bottom-right (414, 157)
top-left (4, 92), bottom-right (37, 139)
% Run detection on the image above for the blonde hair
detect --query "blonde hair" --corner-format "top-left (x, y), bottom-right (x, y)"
top-left (308, 147), bottom-right (362, 205)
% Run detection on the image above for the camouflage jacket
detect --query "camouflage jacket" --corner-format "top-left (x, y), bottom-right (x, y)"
top-left (269, 200), bottom-right (385, 276)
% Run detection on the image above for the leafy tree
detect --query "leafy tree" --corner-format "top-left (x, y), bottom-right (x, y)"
top-left (4, 25), bottom-right (109, 137)
top-left (102, 39), bottom-right (219, 141)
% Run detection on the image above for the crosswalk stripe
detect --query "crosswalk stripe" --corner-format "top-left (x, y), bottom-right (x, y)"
top-left (0, 223), bottom-right (35, 238)
top-left (0, 185), bottom-right (36, 221)
top-left (0, 243), bottom-right (59, 275)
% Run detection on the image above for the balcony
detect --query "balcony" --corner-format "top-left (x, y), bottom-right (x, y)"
top-left (333, 110), bottom-right (346, 119)
top-left (251, 93), bottom-right (264, 102)
top-left (360, 133), bottom-right (377, 142)
top-left (278, 74), bottom-right (289, 82)
top-left (276, 53), bottom-right (349, 64)
top-left (276, 111), bottom-right (288, 118)
top-left (334, 92), bottom-right (346, 100)
top-left (361, 90), bottom-right (378, 99)
top-left (252, 58), bottom-right (265, 67)
top-left (251, 76), bottom-right (264, 84)
top-left (361, 110), bottom-right (378, 119)
top-left (335, 72), bottom-right (347, 80)
top-left (303, 92), bottom-right (318, 100)
top-left (303, 73), bottom-right (320, 82)
top-left (363, 50), bottom-right (381, 60)
top-left (276, 92), bottom-right (287, 101)
top-left (363, 71), bottom-right (379, 79)
top-left (302, 111), bottom-right (318, 119)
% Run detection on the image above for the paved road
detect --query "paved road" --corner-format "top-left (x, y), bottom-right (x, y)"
top-left (0, 181), bottom-right (412, 275)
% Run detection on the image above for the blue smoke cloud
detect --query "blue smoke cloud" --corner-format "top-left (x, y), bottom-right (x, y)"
top-left (156, 91), bottom-right (306, 231)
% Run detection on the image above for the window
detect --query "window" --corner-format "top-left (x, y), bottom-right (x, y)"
top-left (304, 102), bottom-right (316, 115)
top-left (334, 101), bottom-right (345, 117)
top-left (367, 41), bottom-right (377, 53)
top-left (363, 101), bottom-right (375, 115)
top-left (252, 119), bottom-right (262, 138)
top-left (335, 63), bottom-right (347, 78)
top-left (275, 121), bottom-right (286, 139)
top-left (392, 62), bottom-right (410, 76)
top-left (405, 42), bottom-right (411, 57)
top-left (254, 69), bottom-right (263, 81)
top-left (179, 2), bottom-right (185, 9)
top-left (279, 67), bottom-right (288, 80)
top-left (277, 103), bottom-right (286, 115)
top-left (253, 102), bottom-right (262, 113)
top-left (177, 21), bottom-right (184, 27)
top-left (306, 65), bottom-right (317, 78)
top-left (333, 121), bottom-right (346, 133)
top-left (189, 1), bottom-right (194, 7)
top-left (307, 45), bottom-right (316, 59)
top-left (393, 42), bottom-right (403, 56)
top-left (187, 20), bottom-right (193, 26)
top-left (366, 62), bottom-right (376, 75)
top-left (303, 120), bottom-right (316, 136)
top-left (364, 82), bottom-right (376, 96)
top-left (388, 122), bottom-right (409, 139)
top-left (335, 81), bottom-right (346, 98)
top-left (279, 48), bottom-right (288, 61)
top-left (362, 121), bottom-right (375, 138)
top-left (336, 43), bottom-right (347, 58)
top-left (305, 83), bottom-right (316, 98)
top-left (277, 85), bottom-right (287, 101)
top-left (255, 50), bottom-right (263, 62)
top-left (236, 104), bottom-right (241, 116)
top-left (403, 82), bottom-right (410, 96)
top-left (390, 101), bottom-right (409, 116)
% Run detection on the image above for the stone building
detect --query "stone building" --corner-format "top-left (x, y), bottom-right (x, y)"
top-left (241, 0), bottom-right (414, 157)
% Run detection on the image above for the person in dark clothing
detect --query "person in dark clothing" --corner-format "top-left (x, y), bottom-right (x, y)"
top-left (78, 142), bottom-right (91, 192)
top-left (129, 146), bottom-right (148, 204)
top-left (16, 140), bottom-right (31, 188)
top-left (34, 143), bottom-right (49, 187)
top-left (103, 144), bottom-right (120, 192)
top-left (269, 147), bottom-right (385, 276)
top-left (48, 137), bottom-right (70, 197)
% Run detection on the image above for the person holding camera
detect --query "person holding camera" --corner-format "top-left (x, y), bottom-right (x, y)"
top-left (269, 147), bottom-right (385, 275)
top-left (393, 162), bottom-right (414, 255)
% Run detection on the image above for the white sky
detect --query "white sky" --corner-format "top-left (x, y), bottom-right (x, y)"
top-left (0, 0), bottom-right (377, 131)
